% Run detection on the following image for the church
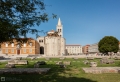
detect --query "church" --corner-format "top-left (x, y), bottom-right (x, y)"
top-left (37, 18), bottom-right (66, 56)
top-left (0, 18), bottom-right (82, 56)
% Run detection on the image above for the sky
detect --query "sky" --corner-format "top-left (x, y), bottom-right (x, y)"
top-left (28, 0), bottom-right (120, 46)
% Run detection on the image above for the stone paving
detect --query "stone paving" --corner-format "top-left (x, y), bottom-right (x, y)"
top-left (82, 67), bottom-right (120, 74)
top-left (0, 68), bottom-right (51, 74)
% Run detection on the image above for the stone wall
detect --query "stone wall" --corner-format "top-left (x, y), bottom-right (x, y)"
top-left (0, 68), bottom-right (51, 74)
top-left (82, 67), bottom-right (120, 74)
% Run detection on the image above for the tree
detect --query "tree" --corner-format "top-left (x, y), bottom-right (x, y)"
top-left (98, 36), bottom-right (119, 54)
top-left (0, 0), bottom-right (57, 43)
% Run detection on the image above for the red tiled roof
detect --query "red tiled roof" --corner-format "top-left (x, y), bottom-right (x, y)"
top-left (50, 30), bottom-right (55, 32)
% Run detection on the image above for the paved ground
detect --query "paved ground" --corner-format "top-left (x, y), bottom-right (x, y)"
top-left (0, 54), bottom-right (120, 62)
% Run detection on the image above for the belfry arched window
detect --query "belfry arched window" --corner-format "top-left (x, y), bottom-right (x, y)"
top-left (60, 29), bottom-right (61, 32)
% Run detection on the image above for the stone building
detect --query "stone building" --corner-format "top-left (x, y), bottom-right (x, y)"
top-left (1, 38), bottom-right (40, 55)
top-left (88, 43), bottom-right (99, 54)
top-left (65, 45), bottom-right (82, 55)
top-left (37, 18), bottom-right (66, 56)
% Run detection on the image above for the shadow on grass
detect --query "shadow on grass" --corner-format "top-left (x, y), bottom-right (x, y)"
top-left (0, 64), bottom-right (97, 82)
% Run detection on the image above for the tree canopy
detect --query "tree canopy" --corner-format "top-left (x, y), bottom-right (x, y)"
top-left (98, 36), bottom-right (119, 53)
top-left (0, 0), bottom-right (57, 43)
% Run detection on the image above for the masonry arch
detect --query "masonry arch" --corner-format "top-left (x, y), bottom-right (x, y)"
top-left (40, 46), bottom-right (44, 54)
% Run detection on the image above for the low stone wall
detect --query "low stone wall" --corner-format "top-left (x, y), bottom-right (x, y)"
top-left (114, 57), bottom-right (120, 60)
top-left (82, 67), bottom-right (120, 74)
top-left (0, 68), bottom-right (51, 74)
top-left (86, 57), bottom-right (94, 60)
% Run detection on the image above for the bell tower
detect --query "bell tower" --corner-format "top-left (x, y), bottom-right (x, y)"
top-left (56, 18), bottom-right (63, 37)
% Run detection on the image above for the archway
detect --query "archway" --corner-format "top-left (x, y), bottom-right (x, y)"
top-left (40, 46), bottom-right (44, 54)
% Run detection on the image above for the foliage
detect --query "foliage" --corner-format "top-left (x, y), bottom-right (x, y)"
top-left (0, 0), bottom-right (57, 43)
top-left (98, 36), bottom-right (119, 53)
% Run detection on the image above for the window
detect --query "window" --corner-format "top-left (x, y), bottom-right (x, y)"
top-left (5, 49), bottom-right (8, 53)
top-left (11, 43), bottom-right (14, 47)
top-left (11, 49), bottom-right (14, 53)
top-left (23, 49), bottom-right (26, 53)
top-left (5, 43), bottom-right (8, 47)
top-left (29, 42), bottom-right (32, 47)
top-left (60, 29), bottom-right (61, 32)
top-left (17, 44), bottom-right (20, 48)
top-left (29, 49), bottom-right (32, 53)
top-left (39, 40), bottom-right (41, 42)
top-left (24, 43), bottom-right (26, 47)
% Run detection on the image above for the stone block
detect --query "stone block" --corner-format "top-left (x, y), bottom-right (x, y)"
top-left (8, 60), bottom-right (28, 65)
top-left (83, 60), bottom-right (89, 65)
top-left (5, 64), bottom-right (16, 68)
top-left (114, 57), bottom-right (120, 60)
top-left (60, 57), bottom-right (65, 60)
top-left (16, 57), bottom-right (22, 60)
top-left (30, 57), bottom-right (37, 60)
top-left (100, 59), bottom-right (114, 64)
top-left (90, 62), bottom-right (97, 67)
top-left (56, 61), bottom-right (62, 65)
top-left (73, 57), bottom-right (78, 60)
top-left (45, 57), bottom-right (50, 60)
top-left (63, 61), bottom-right (71, 65)
top-left (86, 57), bottom-right (94, 60)
top-left (8, 60), bottom-right (15, 64)
top-left (17, 60), bottom-right (28, 65)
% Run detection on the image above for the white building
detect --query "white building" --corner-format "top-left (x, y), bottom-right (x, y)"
top-left (88, 43), bottom-right (99, 54)
top-left (65, 45), bottom-right (82, 55)
top-left (37, 18), bottom-right (66, 56)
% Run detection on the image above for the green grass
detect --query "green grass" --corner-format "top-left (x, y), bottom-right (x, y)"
top-left (0, 58), bottom-right (120, 82)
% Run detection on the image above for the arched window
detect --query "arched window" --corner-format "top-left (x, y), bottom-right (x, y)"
top-left (5, 43), bottom-right (8, 47)
top-left (58, 29), bottom-right (59, 32)
top-left (11, 42), bottom-right (14, 47)
top-left (60, 29), bottom-right (61, 32)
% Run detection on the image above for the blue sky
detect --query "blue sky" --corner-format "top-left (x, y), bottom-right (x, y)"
top-left (28, 0), bottom-right (120, 46)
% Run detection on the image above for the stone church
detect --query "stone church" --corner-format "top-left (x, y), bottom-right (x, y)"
top-left (37, 18), bottom-right (66, 56)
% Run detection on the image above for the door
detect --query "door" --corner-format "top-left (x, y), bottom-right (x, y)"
top-left (17, 49), bottom-right (20, 55)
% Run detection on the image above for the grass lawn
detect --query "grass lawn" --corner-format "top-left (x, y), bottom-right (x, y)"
top-left (0, 58), bottom-right (120, 82)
